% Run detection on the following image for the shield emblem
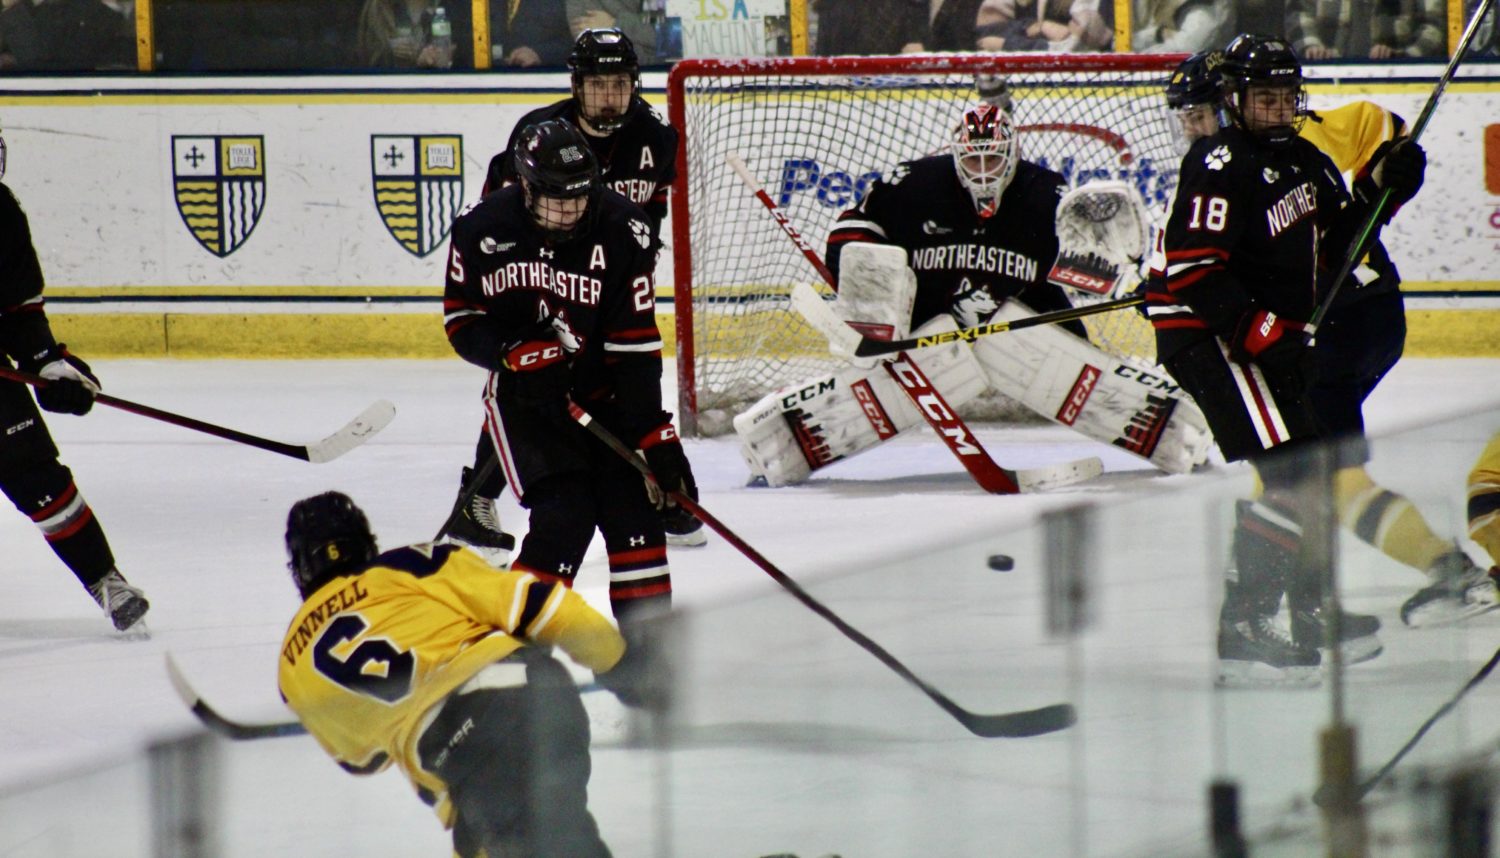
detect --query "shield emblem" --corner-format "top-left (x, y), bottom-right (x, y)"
top-left (172, 136), bottom-right (266, 257)
top-left (371, 135), bottom-right (463, 257)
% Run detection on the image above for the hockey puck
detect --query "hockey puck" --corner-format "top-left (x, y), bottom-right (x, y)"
top-left (987, 554), bottom-right (1015, 571)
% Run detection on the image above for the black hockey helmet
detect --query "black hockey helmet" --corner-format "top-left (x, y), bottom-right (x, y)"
top-left (513, 120), bottom-right (600, 240)
top-left (285, 491), bottom-right (377, 598)
top-left (1219, 34), bottom-right (1306, 146)
top-left (1165, 50), bottom-right (1224, 110)
top-left (568, 28), bottom-right (640, 134)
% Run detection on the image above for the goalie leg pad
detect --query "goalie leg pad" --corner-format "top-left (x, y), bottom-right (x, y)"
top-left (972, 300), bottom-right (1214, 474)
top-left (733, 317), bottom-right (989, 486)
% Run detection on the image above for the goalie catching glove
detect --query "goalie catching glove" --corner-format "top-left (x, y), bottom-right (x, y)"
top-left (1047, 180), bottom-right (1150, 299)
top-left (21, 343), bottom-right (100, 415)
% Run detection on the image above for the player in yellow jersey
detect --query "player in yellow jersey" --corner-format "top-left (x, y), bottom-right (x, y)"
top-left (1469, 433), bottom-right (1500, 573)
top-left (278, 491), bottom-right (659, 858)
top-left (1299, 100), bottom-right (1498, 627)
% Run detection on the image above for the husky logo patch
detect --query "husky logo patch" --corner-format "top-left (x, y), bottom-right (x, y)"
top-left (172, 136), bottom-right (266, 257)
top-left (1204, 145), bottom-right (1231, 171)
top-left (372, 135), bottom-right (464, 257)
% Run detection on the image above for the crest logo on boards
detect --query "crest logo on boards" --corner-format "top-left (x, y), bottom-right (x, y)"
top-left (171, 136), bottom-right (266, 258)
top-left (372, 135), bottom-right (464, 258)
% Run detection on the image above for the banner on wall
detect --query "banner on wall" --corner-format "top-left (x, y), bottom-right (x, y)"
top-left (2, 75), bottom-right (1497, 293)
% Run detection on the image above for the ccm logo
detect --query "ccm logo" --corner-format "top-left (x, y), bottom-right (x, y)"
top-left (516, 344), bottom-right (563, 367)
top-left (1056, 365), bottom-right (1102, 426)
top-left (850, 380), bottom-right (895, 439)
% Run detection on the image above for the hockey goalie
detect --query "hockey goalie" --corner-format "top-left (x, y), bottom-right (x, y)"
top-left (734, 102), bottom-right (1214, 487)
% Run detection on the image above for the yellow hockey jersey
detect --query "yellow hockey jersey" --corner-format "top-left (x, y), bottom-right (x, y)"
top-left (278, 542), bottom-right (625, 825)
top-left (1299, 100), bottom-right (1407, 185)
top-left (1299, 100), bottom-right (1409, 296)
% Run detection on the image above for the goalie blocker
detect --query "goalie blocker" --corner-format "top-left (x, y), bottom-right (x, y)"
top-left (736, 243), bottom-right (1213, 482)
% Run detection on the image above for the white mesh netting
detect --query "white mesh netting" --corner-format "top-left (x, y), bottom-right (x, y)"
top-left (669, 55), bottom-right (1183, 436)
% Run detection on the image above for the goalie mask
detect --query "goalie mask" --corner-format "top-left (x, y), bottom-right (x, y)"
top-left (569, 28), bottom-right (640, 135)
top-left (951, 103), bottom-right (1018, 219)
top-left (1164, 51), bottom-right (1224, 151)
top-left (285, 491), bottom-right (378, 599)
top-left (1220, 34), bottom-right (1306, 149)
top-left (514, 119), bottom-right (600, 243)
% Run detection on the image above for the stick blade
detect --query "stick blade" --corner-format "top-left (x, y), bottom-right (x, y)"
top-left (305, 399), bottom-right (397, 464)
top-left (789, 283), bottom-right (864, 359)
top-left (165, 653), bottom-right (306, 740)
top-left (1014, 456), bottom-right (1105, 493)
top-left (960, 702), bottom-right (1077, 738)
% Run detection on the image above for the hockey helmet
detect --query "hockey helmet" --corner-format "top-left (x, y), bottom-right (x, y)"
top-left (513, 120), bottom-right (600, 240)
top-left (568, 28), bottom-right (640, 134)
top-left (1165, 51), bottom-right (1224, 111)
top-left (951, 103), bottom-right (1019, 219)
top-left (1219, 34), bottom-right (1306, 147)
top-left (285, 491), bottom-right (377, 599)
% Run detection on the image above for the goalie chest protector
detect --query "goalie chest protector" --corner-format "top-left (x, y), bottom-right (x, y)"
top-left (827, 155), bottom-right (1074, 330)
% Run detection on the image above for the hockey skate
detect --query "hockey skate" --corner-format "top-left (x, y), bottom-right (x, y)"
top-left (1400, 549), bottom-right (1500, 628)
top-left (1216, 615), bottom-right (1321, 688)
top-left (89, 569), bottom-right (149, 634)
top-left (442, 467), bottom-right (516, 567)
top-left (661, 504), bottom-right (706, 548)
top-left (1290, 605), bottom-right (1383, 665)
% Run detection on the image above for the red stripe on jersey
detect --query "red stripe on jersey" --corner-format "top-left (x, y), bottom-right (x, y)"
top-left (1165, 247), bottom-right (1230, 262)
top-left (1243, 514), bottom-right (1299, 551)
top-left (444, 316), bottom-right (479, 337)
top-left (31, 481), bottom-right (78, 521)
top-left (1165, 265), bottom-right (1220, 293)
top-left (828, 230), bottom-right (878, 246)
top-left (0, 301), bottom-right (44, 316)
top-left (609, 545), bottom-right (668, 567)
top-left (45, 505), bottom-right (94, 542)
top-left (608, 326), bottom-right (661, 343)
top-left (1150, 317), bottom-right (1209, 330)
top-left (609, 580), bottom-right (673, 600)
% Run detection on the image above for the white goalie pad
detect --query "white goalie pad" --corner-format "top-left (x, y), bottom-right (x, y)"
top-left (734, 315), bottom-right (989, 486)
top-left (972, 300), bottom-right (1214, 474)
top-left (834, 242), bottom-right (916, 342)
top-left (1047, 180), bottom-right (1150, 299)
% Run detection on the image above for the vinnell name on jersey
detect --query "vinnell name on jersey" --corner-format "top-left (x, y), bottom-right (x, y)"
top-left (282, 577), bottom-right (371, 665)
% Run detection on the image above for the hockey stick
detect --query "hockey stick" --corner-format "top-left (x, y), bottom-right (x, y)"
top-left (1313, 643), bottom-right (1500, 806)
top-left (1307, 0), bottom-right (1494, 334)
top-left (0, 366), bottom-right (394, 463)
top-left (569, 401), bottom-right (1076, 739)
top-left (790, 283), bottom-right (1144, 359)
top-left (166, 652), bottom-right (604, 742)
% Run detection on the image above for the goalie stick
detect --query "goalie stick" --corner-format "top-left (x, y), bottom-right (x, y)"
top-left (570, 401), bottom-right (1076, 739)
top-left (0, 366), bottom-right (394, 464)
top-left (791, 284), bottom-right (1144, 359)
top-left (728, 152), bottom-right (1103, 495)
top-left (166, 653), bottom-right (605, 741)
top-left (1307, 0), bottom-right (1494, 335)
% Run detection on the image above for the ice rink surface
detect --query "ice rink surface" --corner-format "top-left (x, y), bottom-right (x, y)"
top-left (3, 356), bottom-right (1500, 857)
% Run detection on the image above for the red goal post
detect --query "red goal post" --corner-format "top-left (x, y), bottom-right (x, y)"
top-left (667, 53), bottom-right (1185, 437)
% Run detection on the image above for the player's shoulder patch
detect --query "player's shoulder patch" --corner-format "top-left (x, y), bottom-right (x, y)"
top-left (628, 217), bottom-right (652, 248)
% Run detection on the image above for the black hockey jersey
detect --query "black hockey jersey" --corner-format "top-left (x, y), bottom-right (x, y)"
top-left (0, 183), bottom-right (60, 367)
top-left (484, 98), bottom-right (678, 232)
top-left (826, 155), bottom-right (1079, 332)
top-left (442, 185), bottom-right (666, 438)
top-left (1144, 124), bottom-right (1377, 362)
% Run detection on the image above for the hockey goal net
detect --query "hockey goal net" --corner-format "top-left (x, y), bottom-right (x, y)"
top-left (667, 54), bottom-right (1183, 436)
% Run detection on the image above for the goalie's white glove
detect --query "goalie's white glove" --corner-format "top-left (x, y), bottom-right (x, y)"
top-left (1047, 180), bottom-right (1149, 300)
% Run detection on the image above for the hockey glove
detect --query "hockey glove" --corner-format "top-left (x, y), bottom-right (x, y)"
top-left (639, 422), bottom-right (696, 511)
top-left (596, 641), bottom-right (668, 713)
top-left (1229, 309), bottom-right (1313, 394)
top-left (499, 334), bottom-right (571, 414)
top-left (1368, 138), bottom-right (1426, 206)
top-left (22, 344), bottom-right (100, 415)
